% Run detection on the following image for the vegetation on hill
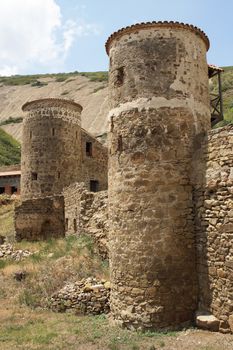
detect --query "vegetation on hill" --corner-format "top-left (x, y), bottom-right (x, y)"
top-left (210, 66), bottom-right (233, 127)
top-left (0, 71), bottom-right (108, 86)
top-left (0, 116), bottom-right (23, 126)
top-left (0, 128), bottom-right (21, 166)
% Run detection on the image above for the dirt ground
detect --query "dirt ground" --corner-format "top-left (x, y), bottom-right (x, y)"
top-left (0, 237), bottom-right (232, 350)
top-left (0, 298), bottom-right (232, 350)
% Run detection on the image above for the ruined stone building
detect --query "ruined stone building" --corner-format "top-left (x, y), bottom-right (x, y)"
top-left (13, 21), bottom-right (233, 333)
top-left (15, 98), bottom-right (108, 240)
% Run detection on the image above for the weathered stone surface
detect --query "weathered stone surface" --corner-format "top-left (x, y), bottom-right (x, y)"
top-left (194, 125), bottom-right (233, 334)
top-left (63, 183), bottom-right (108, 259)
top-left (196, 314), bottom-right (220, 332)
top-left (15, 196), bottom-right (65, 241)
top-left (16, 98), bottom-right (108, 241)
top-left (50, 277), bottom-right (110, 315)
top-left (21, 99), bottom-right (83, 201)
top-left (107, 22), bottom-right (210, 330)
top-left (228, 315), bottom-right (233, 332)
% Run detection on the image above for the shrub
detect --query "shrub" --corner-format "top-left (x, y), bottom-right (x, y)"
top-left (0, 116), bottom-right (23, 126)
top-left (0, 128), bottom-right (21, 166)
top-left (30, 80), bottom-right (48, 87)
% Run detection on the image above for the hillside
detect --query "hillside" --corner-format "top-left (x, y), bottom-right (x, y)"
top-left (0, 71), bottom-right (109, 143)
top-left (0, 128), bottom-right (20, 166)
top-left (0, 66), bottom-right (232, 149)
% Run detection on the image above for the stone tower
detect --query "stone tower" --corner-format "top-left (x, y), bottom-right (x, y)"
top-left (106, 21), bottom-right (211, 330)
top-left (21, 98), bottom-right (83, 201)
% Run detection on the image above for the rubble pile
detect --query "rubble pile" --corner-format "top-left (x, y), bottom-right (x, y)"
top-left (50, 277), bottom-right (110, 315)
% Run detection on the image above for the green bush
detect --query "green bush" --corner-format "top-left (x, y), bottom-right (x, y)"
top-left (80, 71), bottom-right (108, 82)
top-left (0, 116), bottom-right (23, 126)
top-left (30, 80), bottom-right (48, 87)
top-left (0, 128), bottom-right (21, 165)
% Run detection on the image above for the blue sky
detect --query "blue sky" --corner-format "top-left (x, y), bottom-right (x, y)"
top-left (57, 0), bottom-right (233, 71)
top-left (0, 0), bottom-right (232, 75)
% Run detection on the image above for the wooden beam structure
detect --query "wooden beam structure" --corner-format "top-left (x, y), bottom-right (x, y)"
top-left (208, 64), bottom-right (224, 126)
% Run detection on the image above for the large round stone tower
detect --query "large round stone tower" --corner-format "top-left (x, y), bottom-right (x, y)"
top-left (21, 98), bottom-right (83, 201)
top-left (106, 21), bottom-right (211, 330)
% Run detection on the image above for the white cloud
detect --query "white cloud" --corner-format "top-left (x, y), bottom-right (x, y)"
top-left (0, 0), bottom-right (100, 76)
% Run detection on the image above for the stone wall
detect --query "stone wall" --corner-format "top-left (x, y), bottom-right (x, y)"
top-left (63, 183), bottom-right (108, 258)
top-left (21, 98), bottom-right (82, 201)
top-left (15, 196), bottom-right (65, 241)
top-left (50, 277), bottom-right (110, 315)
top-left (81, 129), bottom-right (108, 191)
top-left (194, 125), bottom-right (233, 333)
top-left (107, 21), bottom-right (211, 330)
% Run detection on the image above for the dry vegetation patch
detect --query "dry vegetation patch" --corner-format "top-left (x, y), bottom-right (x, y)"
top-left (0, 207), bottom-right (232, 349)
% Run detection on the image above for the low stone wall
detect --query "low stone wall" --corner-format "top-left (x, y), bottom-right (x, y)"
top-left (195, 125), bottom-right (233, 333)
top-left (15, 196), bottom-right (65, 241)
top-left (50, 277), bottom-right (110, 314)
top-left (63, 183), bottom-right (108, 258)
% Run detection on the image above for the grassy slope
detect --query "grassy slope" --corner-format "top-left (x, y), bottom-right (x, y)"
top-left (0, 128), bottom-right (21, 166)
top-left (210, 66), bottom-right (233, 127)
top-left (0, 71), bottom-right (108, 86)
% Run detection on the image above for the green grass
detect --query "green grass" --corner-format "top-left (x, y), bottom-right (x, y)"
top-left (0, 116), bottom-right (23, 126)
top-left (30, 80), bottom-right (48, 87)
top-left (0, 309), bottom-right (178, 350)
top-left (210, 65), bottom-right (233, 127)
top-left (0, 319), bottom-right (58, 345)
top-left (0, 128), bottom-right (21, 166)
top-left (80, 71), bottom-right (108, 82)
top-left (15, 234), bottom-right (108, 309)
top-left (0, 71), bottom-right (108, 86)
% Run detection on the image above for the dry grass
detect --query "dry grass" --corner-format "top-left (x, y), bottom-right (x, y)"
top-left (0, 203), bottom-right (15, 237)
top-left (0, 235), bottom-right (109, 309)
top-left (0, 195), bottom-right (20, 238)
top-left (0, 215), bottom-right (232, 349)
top-left (0, 301), bottom-right (232, 350)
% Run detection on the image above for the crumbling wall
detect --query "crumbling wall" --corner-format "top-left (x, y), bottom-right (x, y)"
top-left (15, 196), bottom-right (65, 241)
top-left (195, 125), bottom-right (233, 333)
top-left (63, 183), bottom-right (108, 258)
top-left (81, 129), bottom-right (108, 191)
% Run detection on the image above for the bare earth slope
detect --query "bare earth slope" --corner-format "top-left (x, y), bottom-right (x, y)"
top-left (0, 75), bottom-right (109, 142)
top-left (2, 65), bottom-right (233, 143)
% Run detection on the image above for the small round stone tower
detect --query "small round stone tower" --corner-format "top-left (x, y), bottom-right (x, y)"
top-left (106, 21), bottom-right (211, 330)
top-left (21, 98), bottom-right (83, 201)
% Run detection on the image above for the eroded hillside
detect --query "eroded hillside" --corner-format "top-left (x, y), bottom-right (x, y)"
top-left (0, 72), bottom-right (109, 142)
top-left (0, 66), bottom-right (233, 144)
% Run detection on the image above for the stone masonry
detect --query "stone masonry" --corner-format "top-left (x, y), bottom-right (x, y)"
top-left (15, 195), bottom-right (65, 241)
top-left (15, 98), bottom-right (107, 241)
top-left (81, 129), bottom-right (108, 192)
top-left (12, 20), bottom-right (233, 334)
top-left (106, 21), bottom-right (211, 330)
top-left (63, 183), bottom-right (108, 259)
top-left (194, 125), bottom-right (233, 333)
top-left (21, 99), bottom-right (83, 201)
